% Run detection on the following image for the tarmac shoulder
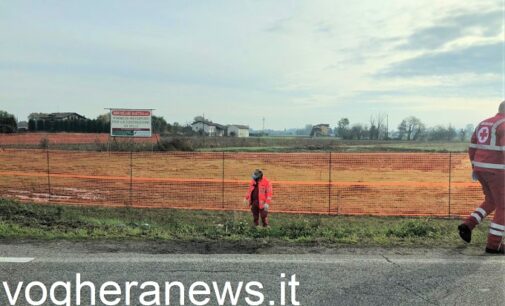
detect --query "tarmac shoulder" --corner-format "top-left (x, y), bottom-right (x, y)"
top-left (0, 239), bottom-right (497, 258)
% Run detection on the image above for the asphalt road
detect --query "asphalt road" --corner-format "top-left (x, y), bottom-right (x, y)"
top-left (0, 243), bottom-right (503, 306)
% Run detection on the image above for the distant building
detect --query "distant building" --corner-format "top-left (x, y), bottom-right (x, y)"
top-left (29, 112), bottom-right (87, 121)
top-left (227, 125), bottom-right (250, 137)
top-left (17, 121), bottom-right (28, 132)
top-left (310, 124), bottom-right (331, 137)
top-left (191, 116), bottom-right (225, 137)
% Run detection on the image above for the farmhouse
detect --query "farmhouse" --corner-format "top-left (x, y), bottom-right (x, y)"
top-left (29, 112), bottom-right (87, 121)
top-left (227, 125), bottom-right (249, 137)
top-left (17, 121), bottom-right (28, 132)
top-left (191, 116), bottom-right (226, 137)
top-left (310, 124), bottom-right (331, 137)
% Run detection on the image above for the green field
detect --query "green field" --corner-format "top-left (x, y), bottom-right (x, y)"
top-left (0, 199), bottom-right (486, 248)
top-left (192, 137), bottom-right (469, 153)
top-left (1, 132), bottom-right (469, 153)
top-left (198, 141), bottom-right (469, 153)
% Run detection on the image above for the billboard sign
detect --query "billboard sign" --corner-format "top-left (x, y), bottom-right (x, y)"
top-left (110, 109), bottom-right (152, 137)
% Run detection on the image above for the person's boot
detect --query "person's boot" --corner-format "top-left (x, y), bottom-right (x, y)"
top-left (458, 224), bottom-right (472, 243)
top-left (485, 247), bottom-right (505, 255)
top-left (485, 234), bottom-right (504, 254)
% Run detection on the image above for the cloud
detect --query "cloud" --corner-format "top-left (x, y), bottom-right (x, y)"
top-left (264, 17), bottom-right (293, 33)
top-left (0, 0), bottom-right (502, 129)
top-left (314, 21), bottom-right (333, 34)
top-left (398, 9), bottom-right (502, 50)
top-left (378, 42), bottom-right (502, 77)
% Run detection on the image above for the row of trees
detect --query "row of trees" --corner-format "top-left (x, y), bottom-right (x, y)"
top-left (0, 111), bottom-right (17, 133)
top-left (26, 113), bottom-right (174, 134)
top-left (333, 115), bottom-right (390, 140)
top-left (298, 114), bottom-right (391, 140)
top-left (0, 109), bottom-right (196, 135)
top-left (28, 118), bottom-right (110, 133)
top-left (0, 109), bottom-right (476, 141)
top-left (333, 115), bottom-right (474, 141)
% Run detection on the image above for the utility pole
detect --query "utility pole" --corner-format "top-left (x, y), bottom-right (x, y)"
top-left (202, 113), bottom-right (205, 147)
top-left (386, 114), bottom-right (389, 140)
top-left (262, 117), bottom-right (265, 136)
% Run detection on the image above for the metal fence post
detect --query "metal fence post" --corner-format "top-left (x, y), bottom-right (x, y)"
top-left (46, 147), bottom-right (51, 200)
top-left (328, 151), bottom-right (332, 215)
top-left (129, 149), bottom-right (133, 209)
top-left (222, 151), bottom-right (225, 209)
top-left (448, 152), bottom-right (452, 217)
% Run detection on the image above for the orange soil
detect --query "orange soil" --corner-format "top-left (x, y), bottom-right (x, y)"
top-left (0, 150), bottom-right (483, 217)
top-left (0, 133), bottom-right (158, 145)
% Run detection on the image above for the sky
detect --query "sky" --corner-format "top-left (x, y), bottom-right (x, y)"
top-left (0, 0), bottom-right (504, 130)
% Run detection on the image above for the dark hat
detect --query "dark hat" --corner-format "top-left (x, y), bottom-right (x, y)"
top-left (252, 169), bottom-right (263, 180)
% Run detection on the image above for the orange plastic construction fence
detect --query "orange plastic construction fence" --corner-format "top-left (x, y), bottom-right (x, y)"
top-left (0, 149), bottom-right (483, 217)
top-left (0, 133), bottom-right (158, 145)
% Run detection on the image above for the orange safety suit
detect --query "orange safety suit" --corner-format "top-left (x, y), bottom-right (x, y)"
top-left (245, 177), bottom-right (273, 209)
top-left (245, 177), bottom-right (273, 226)
top-left (464, 112), bottom-right (505, 251)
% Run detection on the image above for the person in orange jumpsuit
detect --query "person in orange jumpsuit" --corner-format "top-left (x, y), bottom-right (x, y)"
top-left (459, 101), bottom-right (505, 254)
top-left (244, 169), bottom-right (273, 227)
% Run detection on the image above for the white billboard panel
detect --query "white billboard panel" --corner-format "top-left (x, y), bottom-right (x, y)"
top-left (110, 109), bottom-right (152, 137)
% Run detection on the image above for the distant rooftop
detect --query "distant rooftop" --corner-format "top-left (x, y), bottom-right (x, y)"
top-left (17, 121), bottom-right (28, 129)
top-left (29, 112), bottom-right (87, 120)
top-left (192, 119), bottom-right (225, 129)
top-left (228, 124), bottom-right (249, 129)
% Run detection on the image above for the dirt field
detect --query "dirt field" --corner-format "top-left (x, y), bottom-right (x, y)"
top-left (0, 132), bottom-right (470, 153)
top-left (0, 149), bottom-right (482, 217)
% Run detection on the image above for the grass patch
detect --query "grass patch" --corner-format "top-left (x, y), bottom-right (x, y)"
top-left (197, 146), bottom-right (288, 152)
top-left (197, 142), bottom-right (468, 153)
top-left (0, 199), bottom-right (487, 247)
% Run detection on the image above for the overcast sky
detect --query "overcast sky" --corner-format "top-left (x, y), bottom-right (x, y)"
top-left (1, 0), bottom-right (503, 130)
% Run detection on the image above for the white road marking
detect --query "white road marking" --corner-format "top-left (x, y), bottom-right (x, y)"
top-left (0, 257), bottom-right (34, 263)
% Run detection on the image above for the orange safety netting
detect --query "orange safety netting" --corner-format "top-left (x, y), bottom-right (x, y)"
top-left (0, 149), bottom-right (483, 217)
top-left (0, 133), bottom-right (158, 145)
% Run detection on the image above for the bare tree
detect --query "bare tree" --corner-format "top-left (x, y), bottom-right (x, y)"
top-left (336, 118), bottom-right (350, 139)
top-left (350, 124), bottom-right (369, 140)
top-left (96, 113), bottom-right (111, 123)
top-left (377, 113), bottom-right (388, 140)
top-left (369, 113), bottom-right (388, 140)
top-left (398, 116), bottom-right (425, 141)
top-left (369, 115), bottom-right (377, 140)
top-left (458, 128), bottom-right (467, 141)
top-left (464, 124), bottom-right (474, 141)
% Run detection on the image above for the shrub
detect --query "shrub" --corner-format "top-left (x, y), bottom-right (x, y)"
top-left (94, 137), bottom-right (107, 152)
top-left (39, 137), bottom-right (49, 149)
top-left (386, 220), bottom-right (439, 238)
top-left (156, 137), bottom-right (194, 151)
top-left (223, 219), bottom-right (249, 235)
top-left (279, 220), bottom-right (318, 239)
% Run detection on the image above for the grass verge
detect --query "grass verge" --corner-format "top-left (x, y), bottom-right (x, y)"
top-left (197, 142), bottom-right (468, 153)
top-left (0, 199), bottom-right (486, 248)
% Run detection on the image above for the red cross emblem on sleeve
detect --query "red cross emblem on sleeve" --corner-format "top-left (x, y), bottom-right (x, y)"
top-left (477, 126), bottom-right (490, 143)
